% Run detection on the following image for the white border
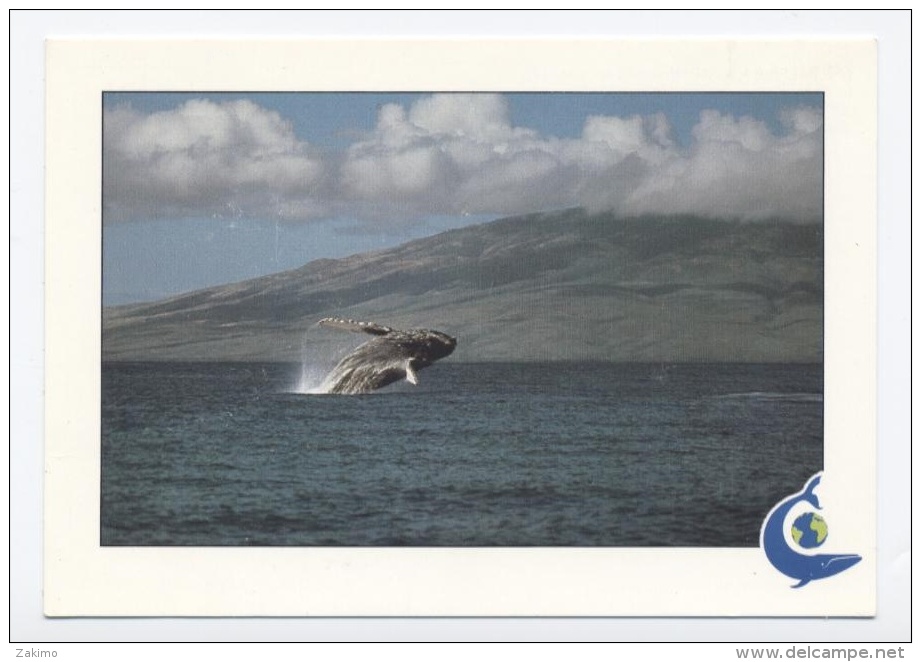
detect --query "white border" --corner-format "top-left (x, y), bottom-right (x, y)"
top-left (43, 36), bottom-right (876, 619)
top-left (12, 9), bottom-right (911, 642)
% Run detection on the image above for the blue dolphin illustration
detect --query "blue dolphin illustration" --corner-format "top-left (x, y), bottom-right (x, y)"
top-left (760, 473), bottom-right (862, 588)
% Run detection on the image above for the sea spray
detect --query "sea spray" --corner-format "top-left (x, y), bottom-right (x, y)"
top-left (290, 326), bottom-right (340, 394)
top-left (289, 323), bottom-right (373, 394)
top-left (294, 363), bottom-right (332, 394)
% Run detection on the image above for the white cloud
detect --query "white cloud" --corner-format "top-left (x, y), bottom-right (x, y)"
top-left (620, 107), bottom-right (823, 220)
top-left (104, 99), bottom-right (326, 221)
top-left (339, 94), bottom-right (570, 218)
top-left (408, 93), bottom-right (524, 141)
top-left (337, 95), bottom-right (821, 223)
top-left (104, 95), bottom-right (823, 225)
top-left (583, 113), bottom-right (673, 155)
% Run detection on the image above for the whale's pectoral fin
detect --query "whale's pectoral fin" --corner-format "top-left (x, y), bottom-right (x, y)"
top-left (792, 578), bottom-right (811, 589)
top-left (405, 362), bottom-right (419, 385)
top-left (318, 317), bottom-right (393, 336)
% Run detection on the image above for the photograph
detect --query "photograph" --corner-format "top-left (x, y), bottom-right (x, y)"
top-left (100, 91), bottom-right (825, 548)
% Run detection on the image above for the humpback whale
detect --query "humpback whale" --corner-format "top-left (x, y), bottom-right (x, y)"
top-left (317, 317), bottom-right (456, 394)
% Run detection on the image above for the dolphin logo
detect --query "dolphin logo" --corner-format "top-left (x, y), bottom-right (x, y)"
top-left (316, 317), bottom-right (456, 394)
top-left (760, 473), bottom-right (862, 588)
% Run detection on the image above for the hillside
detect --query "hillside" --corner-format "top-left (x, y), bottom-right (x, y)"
top-left (102, 209), bottom-right (823, 363)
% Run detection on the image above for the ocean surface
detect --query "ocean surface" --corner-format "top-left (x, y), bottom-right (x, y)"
top-left (101, 361), bottom-right (822, 547)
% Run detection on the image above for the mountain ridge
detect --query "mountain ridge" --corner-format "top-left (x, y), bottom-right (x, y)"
top-left (103, 209), bottom-right (823, 363)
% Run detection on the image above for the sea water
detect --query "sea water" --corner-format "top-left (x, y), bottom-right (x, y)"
top-left (101, 362), bottom-right (822, 546)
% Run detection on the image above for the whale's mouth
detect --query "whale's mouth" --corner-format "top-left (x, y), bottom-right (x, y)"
top-left (431, 330), bottom-right (457, 346)
top-left (430, 333), bottom-right (457, 359)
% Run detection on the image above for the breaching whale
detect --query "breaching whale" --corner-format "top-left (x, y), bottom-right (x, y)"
top-left (316, 317), bottom-right (456, 394)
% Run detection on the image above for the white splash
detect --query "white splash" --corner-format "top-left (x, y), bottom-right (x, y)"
top-left (293, 363), bottom-right (333, 395)
top-left (288, 328), bottom-right (339, 395)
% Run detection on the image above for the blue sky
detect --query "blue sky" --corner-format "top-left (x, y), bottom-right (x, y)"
top-left (103, 92), bottom-right (823, 305)
top-left (104, 91), bottom-right (821, 148)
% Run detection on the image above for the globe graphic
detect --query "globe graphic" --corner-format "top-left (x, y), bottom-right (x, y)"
top-left (791, 512), bottom-right (828, 549)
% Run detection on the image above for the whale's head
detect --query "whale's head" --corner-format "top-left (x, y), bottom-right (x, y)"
top-left (419, 329), bottom-right (457, 361)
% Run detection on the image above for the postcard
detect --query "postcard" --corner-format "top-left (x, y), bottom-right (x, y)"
top-left (44, 38), bottom-right (876, 616)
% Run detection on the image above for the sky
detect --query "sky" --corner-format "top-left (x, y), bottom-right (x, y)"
top-left (103, 92), bottom-right (823, 305)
